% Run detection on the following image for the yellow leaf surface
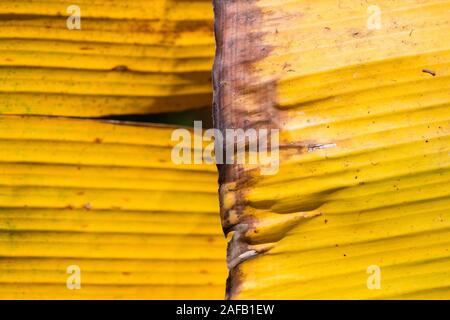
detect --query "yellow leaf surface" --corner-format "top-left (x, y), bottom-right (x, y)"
top-left (0, 0), bottom-right (215, 116)
top-left (213, 0), bottom-right (450, 299)
top-left (0, 116), bottom-right (226, 300)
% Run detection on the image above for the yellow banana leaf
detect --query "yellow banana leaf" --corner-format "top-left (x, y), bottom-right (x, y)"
top-left (213, 0), bottom-right (450, 299)
top-left (0, 116), bottom-right (226, 299)
top-left (0, 0), bottom-right (214, 117)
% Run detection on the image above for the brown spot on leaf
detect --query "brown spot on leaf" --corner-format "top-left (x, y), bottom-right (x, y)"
top-left (112, 65), bottom-right (129, 72)
top-left (422, 69), bottom-right (436, 76)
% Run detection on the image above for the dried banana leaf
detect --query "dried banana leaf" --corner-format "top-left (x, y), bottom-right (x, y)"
top-left (213, 0), bottom-right (450, 299)
top-left (0, 116), bottom-right (226, 299)
top-left (0, 0), bottom-right (214, 116)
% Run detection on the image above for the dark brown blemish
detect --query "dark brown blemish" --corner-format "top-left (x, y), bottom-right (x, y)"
top-left (422, 69), bottom-right (436, 76)
top-left (112, 65), bottom-right (129, 72)
top-left (213, 0), bottom-right (299, 300)
top-left (213, 0), bottom-right (278, 238)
